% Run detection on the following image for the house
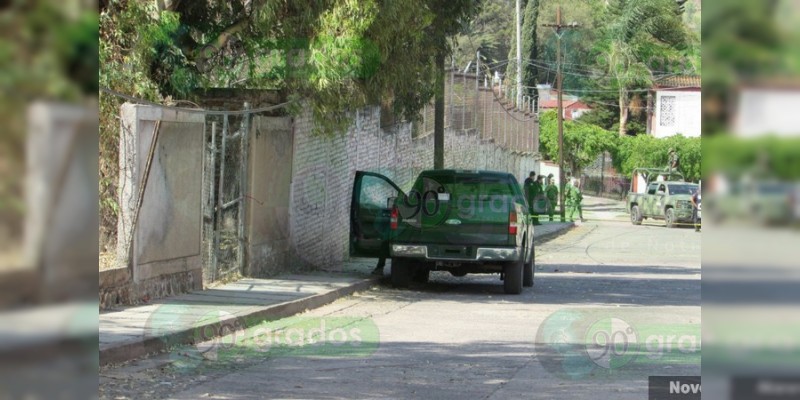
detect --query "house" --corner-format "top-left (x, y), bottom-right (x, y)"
top-left (647, 75), bottom-right (701, 138)
top-left (538, 99), bottom-right (592, 120)
top-left (732, 81), bottom-right (800, 137)
top-left (535, 84), bottom-right (591, 120)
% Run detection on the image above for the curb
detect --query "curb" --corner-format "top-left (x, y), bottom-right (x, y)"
top-left (100, 225), bottom-right (576, 366)
top-left (533, 222), bottom-right (576, 245)
top-left (99, 275), bottom-right (381, 366)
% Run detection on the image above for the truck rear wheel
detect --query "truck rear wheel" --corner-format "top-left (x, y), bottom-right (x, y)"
top-left (412, 267), bottom-right (430, 284)
top-left (630, 205), bottom-right (643, 225)
top-left (504, 258), bottom-right (523, 295)
top-left (523, 243), bottom-right (534, 287)
top-left (391, 258), bottom-right (411, 288)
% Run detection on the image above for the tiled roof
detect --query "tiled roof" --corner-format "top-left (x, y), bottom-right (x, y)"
top-left (655, 75), bottom-right (701, 88)
top-left (539, 99), bottom-right (591, 109)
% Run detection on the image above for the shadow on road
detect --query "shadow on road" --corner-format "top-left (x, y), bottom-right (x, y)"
top-left (375, 263), bottom-right (700, 307)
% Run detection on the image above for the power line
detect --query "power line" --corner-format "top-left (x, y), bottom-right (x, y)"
top-left (100, 87), bottom-right (294, 115)
top-left (522, 85), bottom-right (700, 93)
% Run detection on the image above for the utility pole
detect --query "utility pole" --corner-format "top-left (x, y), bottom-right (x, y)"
top-left (516, 0), bottom-right (523, 108)
top-left (543, 5), bottom-right (579, 222)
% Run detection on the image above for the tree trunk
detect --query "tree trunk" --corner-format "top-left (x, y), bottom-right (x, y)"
top-left (194, 19), bottom-right (249, 73)
top-left (618, 90), bottom-right (629, 136)
top-left (434, 50), bottom-right (446, 169)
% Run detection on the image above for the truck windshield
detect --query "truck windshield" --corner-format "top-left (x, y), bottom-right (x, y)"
top-left (668, 184), bottom-right (698, 195)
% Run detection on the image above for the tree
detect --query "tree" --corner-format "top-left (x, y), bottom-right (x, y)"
top-left (452, 0), bottom-right (514, 69)
top-left (502, 0), bottom-right (539, 102)
top-left (702, 0), bottom-right (786, 134)
top-left (538, 110), bottom-right (617, 177)
top-left (100, 0), bottom-right (477, 135)
top-left (611, 134), bottom-right (701, 182)
top-left (593, 0), bottom-right (691, 136)
top-left (427, 0), bottom-right (482, 169)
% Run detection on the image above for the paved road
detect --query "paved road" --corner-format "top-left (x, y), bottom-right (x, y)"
top-left (100, 215), bottom-right (700, 399)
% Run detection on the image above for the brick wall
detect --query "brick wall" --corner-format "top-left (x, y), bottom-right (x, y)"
top-left (288, 106), bottom-right (539, 271)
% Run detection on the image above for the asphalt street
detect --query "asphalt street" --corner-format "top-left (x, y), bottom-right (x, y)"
top-left (100, 200), bottom-right (701, 400)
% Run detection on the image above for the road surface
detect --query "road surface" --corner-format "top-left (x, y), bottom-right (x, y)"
top-left (100, 204), bottom-right (701, 400)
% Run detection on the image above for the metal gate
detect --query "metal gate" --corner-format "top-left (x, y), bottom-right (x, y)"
top-left (203, 110), bottom-right (250, 284)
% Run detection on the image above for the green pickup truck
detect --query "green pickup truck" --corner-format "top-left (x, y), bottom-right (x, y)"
top-left (350, 170), bottom-right (535, 294)
top-left (626, 168), bottom-right (699, 228)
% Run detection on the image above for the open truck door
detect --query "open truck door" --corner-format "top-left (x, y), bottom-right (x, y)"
top-left (350, 171), bottom-right (404, 258)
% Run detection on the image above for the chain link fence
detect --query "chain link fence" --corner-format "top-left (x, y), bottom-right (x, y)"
top-left (415, 70), bottom-right (538, 154)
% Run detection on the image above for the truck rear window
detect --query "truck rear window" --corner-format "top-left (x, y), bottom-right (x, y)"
top-left (414, 173), bottom-right (517, 198)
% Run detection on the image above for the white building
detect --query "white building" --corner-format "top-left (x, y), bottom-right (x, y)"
top-left (647, 75), bottom-right (701, 138)
top-left (733, 83), bottom-right (800, 137)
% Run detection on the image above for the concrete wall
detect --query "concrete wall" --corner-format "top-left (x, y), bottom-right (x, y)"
top-left (287, 106), bottom-right (539, 271)
top-left (23, 102), bottom-right (98, 303)
top-left (245, 116), bottom-right (294, 277)
top-left (103, 104), bottom-right (205, 308)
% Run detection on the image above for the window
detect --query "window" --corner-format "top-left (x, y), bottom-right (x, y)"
top-left (360, 176), bottom-right (398, 209)
top-left (660, 95), bottom-right (676, 127)
top-left (668, 184), bottom-right (698, 195)
top-left (647, 184), bottom-right (658, 195)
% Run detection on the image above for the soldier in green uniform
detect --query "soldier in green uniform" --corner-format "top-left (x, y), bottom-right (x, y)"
top-left (667, 148), bottom-right (680, 175)
top-left (523, 171), bottom-right (536, 212)
top-left (545, 176), bottom-right (558, 222)
top-left (527, 173), bottom-right (543, 225)
top-left (565, 178), bottom-right (584, 222)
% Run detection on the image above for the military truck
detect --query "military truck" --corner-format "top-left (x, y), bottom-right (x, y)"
top-left (626, 168), bottom-right (699, 228)
top-left (350, 169), bottom-right (535, 294)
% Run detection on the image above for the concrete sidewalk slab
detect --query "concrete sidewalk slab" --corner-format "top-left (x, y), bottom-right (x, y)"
top-left (99, 271), bottom-right (379, 366)
top-left (581, 195), bottom-right (630, 222)
top-left (99, 223), bottom-right (575, 366)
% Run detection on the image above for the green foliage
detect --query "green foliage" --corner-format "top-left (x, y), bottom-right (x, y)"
top-left (0, 2), bottom-right (94, 236)
top-left (521, 0), bottom-right (539, 96)
top-left (702, 0), bottom-right (791, 134)
top-left (100, 0), bottom-right (479, 136)
top-left (502, 0), bottom-right (538, 97)
top-left (611, 134), bottom-right (701, 182)
top-left (538, 110), bottom-right (617, 176)
top-left (452, 0), bottom-right (514, 68)
top-left (703, 135), bottom-right (800, 180)
top-left (592, 0), bottom-right (692, 135)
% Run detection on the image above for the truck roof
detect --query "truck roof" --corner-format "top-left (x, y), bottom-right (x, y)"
top-left (418, 169), bottom-right (512, 178)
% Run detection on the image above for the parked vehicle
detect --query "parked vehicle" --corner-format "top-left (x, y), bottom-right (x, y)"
top-left (705, 180), bottom-right (799, 226)
top-left (626, 168), bottom-right (699, 228)
top-left (350, 170), bottom-right (535, 294)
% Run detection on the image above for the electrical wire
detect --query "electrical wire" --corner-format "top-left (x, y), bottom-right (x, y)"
top-left (100, 87), bottom-right (294, 115)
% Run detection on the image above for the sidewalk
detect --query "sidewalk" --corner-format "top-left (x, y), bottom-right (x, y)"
top-left (99, 222), bottom-right (574, 366)
top-left (580, 195), bottom-right (630, 222)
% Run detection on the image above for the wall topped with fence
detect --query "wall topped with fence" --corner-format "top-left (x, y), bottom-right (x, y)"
top-left (100, 82), bottom-right (540, 307)
top-left (416, 71), bottom-right (538, 154)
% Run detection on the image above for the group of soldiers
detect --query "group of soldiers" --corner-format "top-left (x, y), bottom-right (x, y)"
top-left (523, 172), bottom-right (584, 224)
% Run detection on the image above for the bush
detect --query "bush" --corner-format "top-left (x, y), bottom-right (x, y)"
top-left (611, 134), bottom-right (701, 182)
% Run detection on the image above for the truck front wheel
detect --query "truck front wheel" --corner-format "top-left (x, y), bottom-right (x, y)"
top-left (665, 208), bottom-right (676, 228)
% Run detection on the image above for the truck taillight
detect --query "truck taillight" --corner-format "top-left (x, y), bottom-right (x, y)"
top-left (509, 212), bottom-right (518, 235)
top-left (390, 207), bottom-right (398, 230)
